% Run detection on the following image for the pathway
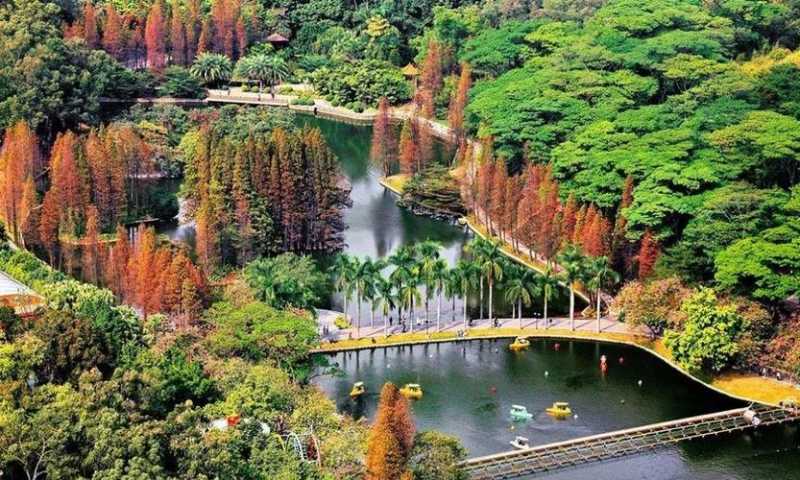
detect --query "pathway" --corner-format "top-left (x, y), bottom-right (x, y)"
top-left (330, 315), bottom-right (643, 342)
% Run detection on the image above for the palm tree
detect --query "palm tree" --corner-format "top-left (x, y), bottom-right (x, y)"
top-left (429, 258), bottom-right (448, 332)
top-left (375, 276), bottom-right (395, 336)
top-left (465, 238), bottom-right (488, 320)
top-left (261, 55), bottom-right (289, 98)
top-left (456, 259), bottom-right (481, 331)
top-left (476, 240), bottom-right (505, 323)
top-left (330, 254), bottom-right (354, 323)
top-left (538, 266), bottom-right (558, 329)
top-left (587, 256), bottom-right (620, 333)
top-left (558, 245), bottom-right (587, 331)
top-left (389, 246), bottom-right (417, 328)
top-left (397, 277), bottom-right (421, 333)
top-left (235, 54), bottom-right (289, 99)
top-left (444, 268), bottom-right (461, 324)
top-left (416, 240), bottom-right (442, 328)
top-left (190, 52), bottom-right (233, 88)
top-left (351, 257), bottom-right (378, 335)
top-left (504, 268), bottom-right (532, 330)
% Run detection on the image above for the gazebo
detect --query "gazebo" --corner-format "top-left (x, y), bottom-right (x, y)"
top-left (266, 33), bottom-right (290, 49)
top-left (402, 63), bottom-right (420, 88)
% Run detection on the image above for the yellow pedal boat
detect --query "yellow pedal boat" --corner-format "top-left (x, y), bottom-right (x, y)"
top-left (350, 382), bottom-right (366, 398)
top-left (400, 383), bottom-right (423, 400)
top-left (546, 402), bottom-right (572, 418)
top-left (509, 337), bottom-right (531, 351)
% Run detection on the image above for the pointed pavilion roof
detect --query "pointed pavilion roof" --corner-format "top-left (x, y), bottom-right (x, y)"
top-left (266, 33), bottom-right (289, 43)
top-left (401, 63), bottom-right (420, 76)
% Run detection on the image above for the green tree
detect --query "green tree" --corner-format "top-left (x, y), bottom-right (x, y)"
top-left (205, 301), bottom-right (318, 371)
top-left (664, 288), bottom-right (746, 372)
top-left (714, 219), bottom-right (800, 304)
top-left (709, 110), bottom-right (800, 188)
top-left (538, 266), bottom-right (559, 329)
top-left (409, 431), bottom-right (468, 480)
top-left (0, 384), bottom-right (82, 480)
top-left (557, 245), bottom-right (587, 331)
top-left (455, 259), bottom-right (480, 331)
top-left (331, 253), bottom-right (356, 323)
top-left (244, 254), bottom-right (326, 311)
top-left (190, 52), bottom-right (233, 87)
top-left (157, 66), bottom-right (204, 98)
top-left (586, 256), bottom-right (619, 333)
top-left (390, 246), bottom-right (420, 330)
top-left (235, 54), bottom-right (289, 98)
top-left (504, 266), bottom-right (533, 330)
top-left (477, 240), bottom-right (505, 323)
top-left (416, 241), bottom-right (442, 329)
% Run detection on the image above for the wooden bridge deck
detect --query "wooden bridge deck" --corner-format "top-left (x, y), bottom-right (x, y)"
top-left (462, 404), bottom-right (800, 479)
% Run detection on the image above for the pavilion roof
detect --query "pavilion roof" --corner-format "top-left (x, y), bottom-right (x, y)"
top-left (401, 63), bottom-right (420, 76)
top-left (266, 33), bottom-right (289, 43)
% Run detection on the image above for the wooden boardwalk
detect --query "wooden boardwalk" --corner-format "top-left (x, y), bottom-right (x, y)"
top-left (462, 404), bottom-right (800, 479)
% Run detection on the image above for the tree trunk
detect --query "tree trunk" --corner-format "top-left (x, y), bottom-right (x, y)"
top-left (410, 297), bottom-right (415, 333)
top-left (543, 295), bottom-right (548, 329)
top-left (519, 299), bottom-right (523, 330)
top-left (436, 288), bottom-right (442, 332)
top-left (569, 287), bottom-right (575, 331)
top-left (596, 289), bottom-right (601, 333)
top-left (479, 277), bottom-right (484, 320)
top-left (464, 288), bottom-right (469, 331)
top-left (357, 291), bottom-right (362, 336)
top-left (488, 278), bottom-right (494, 324)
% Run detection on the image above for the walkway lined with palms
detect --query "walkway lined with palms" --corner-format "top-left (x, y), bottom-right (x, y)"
top-left (325, 314), bottom-right (642, 342)
top-left (329, 237), bottom-right (623, 340)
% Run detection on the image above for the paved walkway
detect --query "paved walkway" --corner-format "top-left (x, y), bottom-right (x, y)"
top-left (331, 315), bottom-right (644, 341)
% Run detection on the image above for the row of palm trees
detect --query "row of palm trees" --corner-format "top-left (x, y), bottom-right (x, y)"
top-left (330, 238), bottom-right (620, 337)
top-left (189, 52), bottom-right (289, 95)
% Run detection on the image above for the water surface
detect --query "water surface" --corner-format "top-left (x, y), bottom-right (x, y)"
top-left (315, 339), bottom-right (800, 480)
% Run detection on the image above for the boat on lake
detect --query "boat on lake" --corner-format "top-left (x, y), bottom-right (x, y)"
top-left (510, 404), bottom-right (533, 421)
top-left (510, 436), bottom-right (531, 450)
top-left (350, 381), bottom-right (366, 398)
top-left (546, 402), bottom-right (572, 419)
top-left (400, 383), bottom-right (423, 399)
top-left (509, 337), bottom-right (531, 351)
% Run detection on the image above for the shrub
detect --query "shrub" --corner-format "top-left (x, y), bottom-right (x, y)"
top-left (157, 66), bottom-right (205, 99)
top-left (291, 93), bottom-right (316, 106)
top-left (309, 60), bottom-right (410, 107)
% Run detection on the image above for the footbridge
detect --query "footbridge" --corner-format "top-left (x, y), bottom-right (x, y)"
top-left (462, 404), bottom-right (800, 479)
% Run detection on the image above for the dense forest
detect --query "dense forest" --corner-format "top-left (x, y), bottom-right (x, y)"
top-left (181, 109), bottom-right (350, 269)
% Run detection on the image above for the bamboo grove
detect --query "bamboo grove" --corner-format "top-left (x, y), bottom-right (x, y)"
top-left (182, 117), bottom-right (350, 270)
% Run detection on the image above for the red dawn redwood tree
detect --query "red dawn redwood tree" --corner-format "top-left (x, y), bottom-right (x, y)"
top-left (637, 229), bottom-right (659, 280)
top-left (185, 0), bottom-right (202, 62)
top-left (145, 0), bottom-right (167, 71)
top-left (82, 1), bottom-right (99, 49)
top-left (0, 122), bottom-right (40, 247)
top-left (447, 63), bottom-right (471, 142)
top-left (365, 383), bottom-right (416, 480)
top-left (170, 0), bottom-right (187, 66)
top-left (81, 205), bottom-right (101, 284)
top-left (102, 4), bottom-right (123, 59)
top-left (370, 98), bottom-right (395, 177)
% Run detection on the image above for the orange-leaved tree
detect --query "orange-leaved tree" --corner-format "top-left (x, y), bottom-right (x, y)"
top-left (366, 383), bottom-right (416, 480)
